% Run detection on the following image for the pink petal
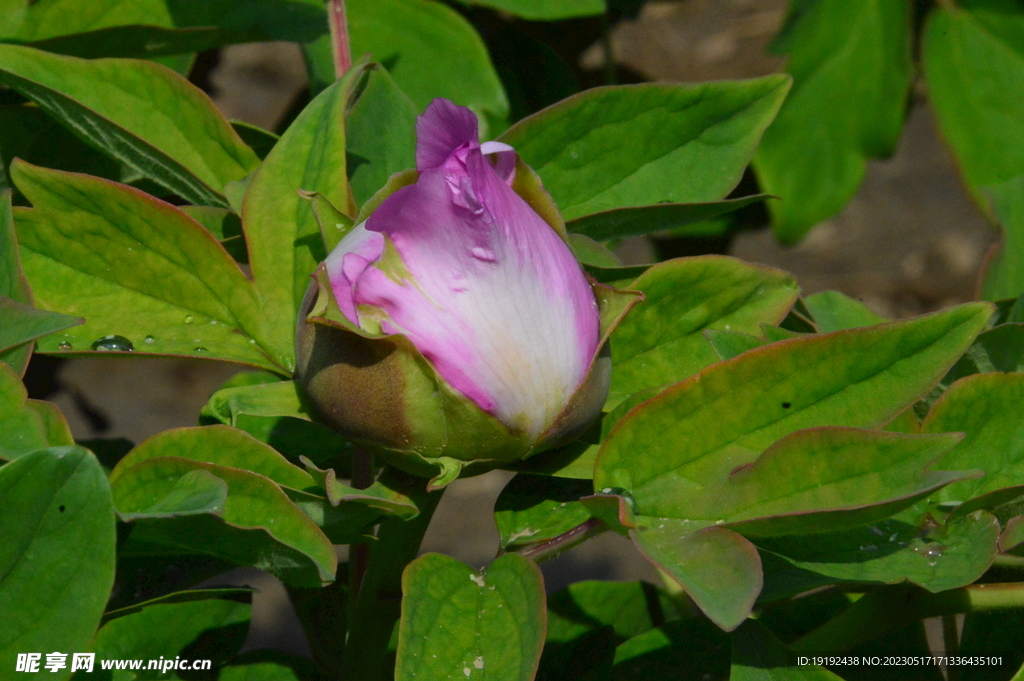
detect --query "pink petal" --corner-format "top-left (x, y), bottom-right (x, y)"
top-left (416, 98), bottom-right (479, 172)
top-left (324, 98), bottom-right (600, 439)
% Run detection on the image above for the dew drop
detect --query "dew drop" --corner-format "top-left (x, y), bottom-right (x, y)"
top-left (144, 335), bottom-right (156, 344)
top-left (597, 487), bottom-right (639, 514)
top-left (470, 246), bottom-right (496, 262)
top-left (193, 346), bottom-right (208, 353)
top-left (91, 335), bottom-right (134, 352)
top-left (184, 315), bottom-right (194, 324)
top-left (58, 341), bottom-right (73, 350)
top-left (913, 541), bottom-right (945, 564)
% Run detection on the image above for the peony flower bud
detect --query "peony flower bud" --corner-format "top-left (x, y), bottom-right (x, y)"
top-left (296, 99), bottom-right (638, 488)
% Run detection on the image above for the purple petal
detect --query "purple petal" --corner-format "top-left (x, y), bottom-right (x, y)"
top-left (323, 224), bottom-right (384, 325)
top-left (416, 98), bottom-right (479, 172)
top-left (323, 99), bottom-right (600, 438)
top-left (351, 150), bottom-right (598, 438)
top-left (481, 141), bottom-right (517, 185)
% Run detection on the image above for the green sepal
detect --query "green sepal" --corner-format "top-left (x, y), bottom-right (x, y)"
top-left (298, 267), bottom-right (535, 486)
top-left (299, 190), bottom-right (355, 254)
top-left (425, 457), bottom-right (463, 491)
top-left (511, 156), bottom-right (570, 243)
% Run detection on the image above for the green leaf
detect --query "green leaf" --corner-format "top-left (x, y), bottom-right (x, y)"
top-left (0, 447), bottom-right (116, 677)
top-left (91, 598), bottom-right (250, 680)
top-left (916, 321), bottom-right (1024, 418)
top-left (611, 618), bottom-right (730, 679)
top-left (396, 553), bottom-right (546, 681)
top-left (546, 580), bottom-right (678, 644)
top-left (804, 290), bottom-right (888, 332)
top-left (350, 0), bottom-right (509, 131)
top-left (457, 0), bottom-right (604, 20)
top-left (596, 303), bottom-right (992, 518)
top-left (303, 462), bottom-right (418, 520)
top-left (514, 386), bottom-right (654, 480)
top-left (345, 63), bottom-right (418, 206)
top-left (0, 44), bottom-right (260, 206)
top-left (11, 161), bottom-right (286, 371)
top-left (0, 189), bottom-right (28, 303)
top-left (731, 620), bottom-right (843, 680)
top-left (630, 523), bottom-right (761, 631)
top-left (0, 362), bottom-right (51, 460)
top-left (922, 373), bottom-right (1024, 512)
top-left (959, 609), bottom-right (1024, 681)
top-left (219, 652), bottom-right (327, 681)
top-left (116, 468), bottom-right (228, 521)
top-left (540, 580), bottom-right (688, 679)
top-left (567, 233), bottom-right (622, 268)
top-left (924, 6), bottom-right (1024, 211)
top-left (0, 104), bottom-right (124, 196)
top-left (607, 255), bottom-right (800, 409)
top-left (754, 0), bottom-right (913, 242)
top-left (757, 509), bottom-right (1000, 594)
top-left (301, 190), bottom-right (355, 254)
top-left (231, 121), bottom-right (279, 161)
top-left (110, 425), bottom-right (315, 491)
top-left (705, 329), bottom-right (766, 362)
top-left (0, 295), bottom-right (82, 352)
top-left (705, 428), bottom-right (967, 537)
top-left (27, 398), bottom-right (74, 446)
top-left (304, 0), bottom-right (509, 133)
top-left (202, 378), bottom-right (314, 426)
top-left (200, 377), bottom-right (354, 473)
top-left (0, 189), bottom-right (33, 373)
top-left (565, 196), bottom-right (767, 242)
top-left (102, 587), bottom-right (255, 624)
top-left (180, 204), bottom-right (248, 264)
top-left (2, 0), bottom-right (328, 46)
top-left (1002, 514), bottom-right (1024, 553)
top-left (242, 69), bottom-right (360, 371)
top-left (499, 76), bottom-right (790, 221)
top-left (981, 176), bottom-right (1024, 300)
top-left (113, 457), bottom-right (337, 586)
top-left (494, 474), bottom-right (593, 549)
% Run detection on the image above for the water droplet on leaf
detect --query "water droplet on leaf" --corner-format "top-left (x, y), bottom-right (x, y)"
top-left (144, 335), bottom-right (156, 344)
top-left (193, 346), bottom-right (208, 353)
top-left (58, 341), bottom-right (73, 350)
top-left (912, 541), bottom-right (945, 565)
top-left (91, 335), bottom-right (134, 352)
top-left (184, 315), bottom-right (194, 324)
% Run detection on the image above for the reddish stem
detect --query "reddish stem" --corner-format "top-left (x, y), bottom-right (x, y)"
top-left (328, 0), bottom-right (352, 79)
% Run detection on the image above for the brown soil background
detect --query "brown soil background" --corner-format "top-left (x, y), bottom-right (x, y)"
top-left (38, 0), bottom-right (997, 654)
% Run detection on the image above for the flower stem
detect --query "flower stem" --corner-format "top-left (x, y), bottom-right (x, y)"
top-left (792, 582), bottom-right (1024, 653)
top-left (507, 518), bottom-right (606, 563)
top-left (327, 0), bottom-right (352, 79)
top-left (341, 472), bottom-right (442, 681)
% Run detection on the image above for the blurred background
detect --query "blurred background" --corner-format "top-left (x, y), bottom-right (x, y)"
top-left (20, 0), bottom-right (997, 656)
